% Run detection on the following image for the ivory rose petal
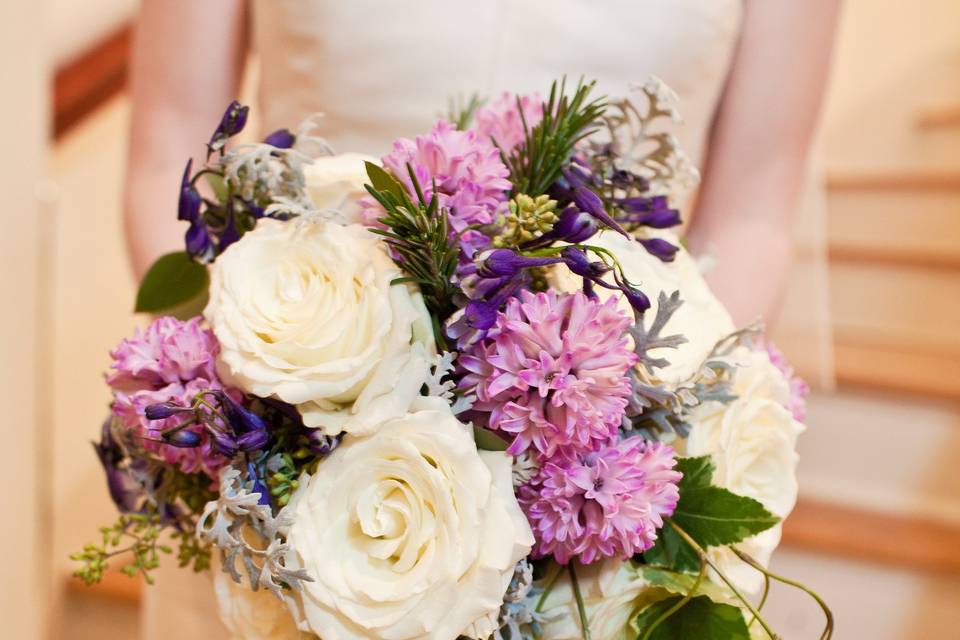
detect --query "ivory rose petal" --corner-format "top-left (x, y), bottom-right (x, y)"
top-left (204, 218), bottom-right (433, 435)
top-left (285, 398), bottom-right (534, 640)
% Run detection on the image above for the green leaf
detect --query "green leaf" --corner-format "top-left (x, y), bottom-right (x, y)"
top-left (633, 595), bottom-right (750, 640)
top-left (473, 425), bottom-right (509, 451)
top-left (365, 161), bottom-right (407, 201)
top-left (640, 567), bottom-right (738, 606)
top-left (204, 172), bottom-right (228, 202)
top-left (645, 457), bottom-right (779, 573)
top-left (135, 251), bottom-right (210, 315)
top-left (643, 532), bottom-right (702, 574)
top-left (672, 457), bottom-right (780, 548)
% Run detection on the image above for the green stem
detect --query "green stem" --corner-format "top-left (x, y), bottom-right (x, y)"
top-left (732, 548), bottom-right (834, 640)
top-left (668, 521), bottom-right (779, 640)
top-left (535, 562), bottom-right (564, 613)
top-left (568, 563), bottom-right (592, 640)
top-left (750, 569), bottom-right (771, 629)
top-left (640, 553), bottom-right (707, 640)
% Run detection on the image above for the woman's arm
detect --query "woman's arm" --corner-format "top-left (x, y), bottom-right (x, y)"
top-left (124, 0), bottom-right (249, 278)
top-left (685, 0), bottom-right (841, 326)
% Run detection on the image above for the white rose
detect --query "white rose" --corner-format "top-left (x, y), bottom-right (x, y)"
top-left (548, 230), bottom-right (735, 386)
top-left (538, 561), bottom-right (659, 640)
top-left (302, 152), bottom-right (378, 224)
top-left (686, 347), bottom-right (805, 592)
top-left (285, 397), bottom-right (534, 640)
top-left (205, 218), bottom-right (433, 436)
top-left (213, 570), bottom-right (305, 640)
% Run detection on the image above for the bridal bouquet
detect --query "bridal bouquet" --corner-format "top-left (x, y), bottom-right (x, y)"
top-left (74, 78), bottom-right (831, 639)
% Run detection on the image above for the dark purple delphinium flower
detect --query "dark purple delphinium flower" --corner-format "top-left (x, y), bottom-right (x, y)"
top-left (247, 462), bottom-right (272, 506)
top-left (560, 246), bottom-right (651, 314)
top-left (94, 418), bottom-right (146, 513)
top-left (571, 186), bottom-right (630, 239)
top-left (262, 128), bottom-right (296, 149)
top-left (615, 195), bottom-right (681, 229)
top-left (178, 160), bottom-right (202, 223)
top-left (637, 237), bottom-right (679, 262)
top-left (207, 100), bottom-right (249, 156)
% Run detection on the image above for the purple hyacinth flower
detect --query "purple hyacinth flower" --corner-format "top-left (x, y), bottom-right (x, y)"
top-left (263, 128), bottom-right (296, 149)
top-left (639, 237), bottom-right (679, 262)
top-left (208, 100), bottom-right (249, 155)
top-left (178, 160), bottom-right (202, 222)
top-left (476, 249), bottom-right (563, 279)
top-left (572, 187), bottom-right (631, 238)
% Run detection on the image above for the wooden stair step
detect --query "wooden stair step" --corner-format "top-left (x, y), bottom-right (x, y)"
top-left (832, 339), bottom-right (960, 399)
top-left (783, 498), bottom-right (960, 576)
top-left (827, 190), bottom-right (960, 268)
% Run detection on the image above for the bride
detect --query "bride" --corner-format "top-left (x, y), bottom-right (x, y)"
top-left (123, 1), bottom-right (839, 637)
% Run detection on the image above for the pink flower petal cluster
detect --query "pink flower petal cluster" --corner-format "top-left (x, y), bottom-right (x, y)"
top-left (520, 438), bottom-right (681, 564)
top-left (461, 290), bottom-right (636, 457)
top-left (763, 340), bottom-right (809, 421)
top-left (362, 120), bottom-right (511, 259)
top-left (472, 91), bottom-right (543, 152)
top-left (109, 316), bottom-right (229, 478)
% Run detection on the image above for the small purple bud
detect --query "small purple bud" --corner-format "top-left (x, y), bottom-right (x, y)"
top-left (560, 247), bottom-right (609, 279)
top-left (185, 221), bottom-right (213, 261)
top-left (306, 429), bottom-right (339, 456)
top-left (476, 249), bottom-right (562, 279)
top-left (263, 128), bottom-right (296, 149)
top-left (622, 286), bottom-right (652, 313)
top-left (237, 429), bottom-right (269, 452)
top-left (208, 100), bottom-right (249, 154)
top-left (163, 429), bottom-right (202, 448)
top-left (617, 196), bottom-right (681, 229)
top-left (178, 160), bottom-right (202, 222)
top-left (247, 462), bottom-right (272, 506)
top-left (639, 237), bottom-right (679, 262)
top-left (573, 187), bottom-right (630, 238)
top-left (552, 206), bottom-right (597, 243)
top-left (210, 430), bottom-right (238, 458)
top-left (144, 402), bottom-right (192, 421)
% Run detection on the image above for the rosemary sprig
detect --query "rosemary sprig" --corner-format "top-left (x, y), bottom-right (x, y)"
top-left (503, 77), bottom-right (607, 197)
top-left (364, 162), bottom-right (461, 323)
top-left (447, 93), bottom-right (486, 130)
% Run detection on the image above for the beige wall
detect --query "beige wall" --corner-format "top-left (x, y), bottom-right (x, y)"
top-left (1, 3), bottom-right (50, 639)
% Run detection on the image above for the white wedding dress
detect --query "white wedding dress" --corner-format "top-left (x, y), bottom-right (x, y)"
top-left (143, 1), bottom-right (831, 637)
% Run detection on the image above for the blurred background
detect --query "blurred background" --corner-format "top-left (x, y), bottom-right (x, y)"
top-left (2, 1), bottom-right (959, 638)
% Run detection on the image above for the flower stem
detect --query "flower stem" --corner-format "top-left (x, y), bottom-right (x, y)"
top-left (732, 547), bottom-right (834, 640)
top-left (535, 562), bottom-right (564, 613)
top-left (568, 563), bottom-right (592, 640)
top-left (668, 520), bottom-right (779, 640)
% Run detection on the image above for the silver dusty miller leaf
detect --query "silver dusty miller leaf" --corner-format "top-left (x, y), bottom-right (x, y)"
top-left (197, 466), bottom-right (312, 598)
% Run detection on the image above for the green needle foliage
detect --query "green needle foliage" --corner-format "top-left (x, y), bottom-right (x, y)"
top-left (364, 162), bottom-right (461, 324)
top-left (503, 77), bottom-right (607, 197)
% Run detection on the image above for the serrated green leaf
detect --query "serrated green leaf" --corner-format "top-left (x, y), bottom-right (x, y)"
top-left (644, 525), bottom-right (700, 573)
top-left (473, 425), bottom-right (509, 451)
top-left (672, 456), bottom-right (779, 547)
top-left (135, 252), bottom-right (210, 314)
top-left (633, 595), bottom-right (750, 640)
top-left (365, 161), bottom-right (407, 201)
